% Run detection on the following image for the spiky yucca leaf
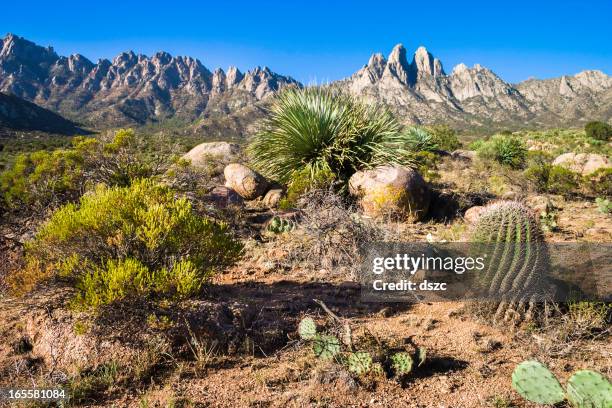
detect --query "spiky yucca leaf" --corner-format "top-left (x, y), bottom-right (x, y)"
top-left (247, 87), bottom-right (415, 185)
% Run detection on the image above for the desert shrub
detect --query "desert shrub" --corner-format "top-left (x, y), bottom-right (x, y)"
top-left (24, 179), bottom-right (242, 306)
top-left (524, 163), bottom-right (551, 193)
top-left (0, 129), bottom-right (166, 212)
top-left (279, 166), bottom-right (336, 209)
top-left (289, 189), bottom-right (383, 279)
top-left (425, 124), bottom-right (461, 151)
top-left (585, 121), bottom-right (612, 141)
top-left (596, 197), bottom-right (612, 214)
top-left (547, 166), bottom-right (580, 196)
top-left (247, 87), bottom-right (415, 187)
top-left (401, 127), bottom-right (438, 152)
top-left (0, 147), bottom-right (87, 210)
top-left (476, 135), bottom-right (527, 169)
top-left (583, 168), bottom-right (612, 197)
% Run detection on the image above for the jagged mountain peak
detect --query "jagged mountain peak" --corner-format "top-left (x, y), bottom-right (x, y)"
top-left (0, 34), bottom-right (299, 126)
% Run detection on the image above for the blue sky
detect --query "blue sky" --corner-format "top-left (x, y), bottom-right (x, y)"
top-left (4, 0), bottom-right (611, 84)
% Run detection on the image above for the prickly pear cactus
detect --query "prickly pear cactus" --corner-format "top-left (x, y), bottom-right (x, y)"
top-left (371, 362), bottom-right (385, 378)
top-left (347, 352), bottom-right (372, 376)
top-left (312, 334), bottom-right (340, 360)
top-left (511, 360), bottom-right (565, 405)
top-left (267, 216), bottom-right (295, 233)
top-left (470, 201), bottom-right (549, 322)
top-left (298, 317), bottom-right (317, 340)
top-left (390, 352), bottom-right (413, 377)
top-left (567, 370), bottom-right (612, 408)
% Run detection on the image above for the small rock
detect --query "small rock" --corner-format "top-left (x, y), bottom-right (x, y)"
top-left (204, 186), bottom-right (244, 208)
top-left (224, 163), bottom-right (269, 200)
top-left (451, 149), bottom-right (476, 162)
top-left (262, 189), bottom-right (283, 208)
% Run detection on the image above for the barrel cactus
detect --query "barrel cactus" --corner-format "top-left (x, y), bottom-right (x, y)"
top-left (469, 200), bottom-right (549, 322)
top-left (512, 360), bottom-right (612, 407)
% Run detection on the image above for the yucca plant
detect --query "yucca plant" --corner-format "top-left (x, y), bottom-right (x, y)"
top-left (247, 87), bottom-right (415, 186)
top-left (402, 127), bottom-right (438, 152)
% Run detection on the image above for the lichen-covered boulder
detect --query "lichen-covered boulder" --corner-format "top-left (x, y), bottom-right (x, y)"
top-left (183, 142), bottom-right (240, 167)
top-left (349, 166), bottom-right (430, 221)
top-left (552, 153), bottom-right (610, 176)
top-left (224, 163), bottom-right (269, 200)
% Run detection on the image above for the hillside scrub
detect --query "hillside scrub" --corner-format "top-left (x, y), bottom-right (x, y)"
top-left (12, 179), bottom-right (242, 306)
top-left (472, 134), bottom-right (527, 169)
top-left (247, 87), bottom-right (417, 188)
top-left (585, 121), bottom-right (612, 141)
top-left (0, 129), bottom-right (168, 212)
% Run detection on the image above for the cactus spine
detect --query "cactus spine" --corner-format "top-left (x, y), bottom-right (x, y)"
top-left (312, 334), bottom-right (341, 360)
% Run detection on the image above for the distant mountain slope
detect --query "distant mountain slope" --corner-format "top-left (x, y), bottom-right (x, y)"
top-left (0, 92), bottom-right (85, 135)
top-left (336, 44), bottom-right (611, 130)
top-left (1, 34), bottom-right (610, 133)
top-left (0, 34), bottom-right (299, 127)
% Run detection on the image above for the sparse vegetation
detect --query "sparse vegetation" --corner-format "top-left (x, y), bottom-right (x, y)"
top-left (585, 121), bottom-right (612, 141)
top-left (474, 134), bottom-right (527, 169)
top-left (17, 179), bottom-right (242, 307)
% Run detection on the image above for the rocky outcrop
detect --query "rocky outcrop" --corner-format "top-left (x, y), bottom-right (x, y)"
top-left (552, 153), bottom-right (611, 176)
top-left (0, 34), bottom-right (299, 127)
top-left (348, 166), bottom-right (430, 221)
top-left (224, 163), bottom-right (269, 200)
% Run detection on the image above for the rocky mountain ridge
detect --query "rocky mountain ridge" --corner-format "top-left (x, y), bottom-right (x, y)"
top-left (338, 44), bottom-right (611, 129)
top-left (0, 34), bottom-right (610, 134)
top-left (0, 34), bottom-right (298, 127)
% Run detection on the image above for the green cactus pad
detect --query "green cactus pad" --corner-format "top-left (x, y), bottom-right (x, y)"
top-left (511, 360), bottom-right (565, 405)
top-left (347, 352), bottom-right (372, 376)
top-left (390, 352), bottom-right (413, 376)
top-left (312, 334), bottom-right (340, 360)
top-left (298, 317), bottom-right (317, 340)
top-left (567, 370), bottom-right (612, 408)
top-left (371, 362), bottom-right (385, 378)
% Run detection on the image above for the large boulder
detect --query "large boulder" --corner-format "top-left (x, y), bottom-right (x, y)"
top-left (224, 163), bottom-right (269, 200)
top-left (552, 153), bottom-right (610, 176)
top-left (182, 142), bottom-right (240, 167)
top-left (349, 166), bottom-right (430, 221)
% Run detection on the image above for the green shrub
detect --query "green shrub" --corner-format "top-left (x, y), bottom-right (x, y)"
top-left (247, 87), bottom-right (415, 186)
top-left (596, 197), bottom-right (612, 214)
top-left (524, 163), bottom-right (551, 193)
top-left (25, 179), bottom-right (242, 307)
top-left (279, 166), bottom-right (335, 209)
top-left (425, 124), bottom-right (461, 151)
top-left (0, 129), bottom-right (162, 211)
top-left (585, 121), bottom-right (612, 141)
top-left (583, 168), bottom-right (612, 197)
top-left (476, 135), bottom-right (527, 169)
top-left (548, 166), bottom-right (580, 196)
top-left (402, 127), bottom-right (438, 152)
